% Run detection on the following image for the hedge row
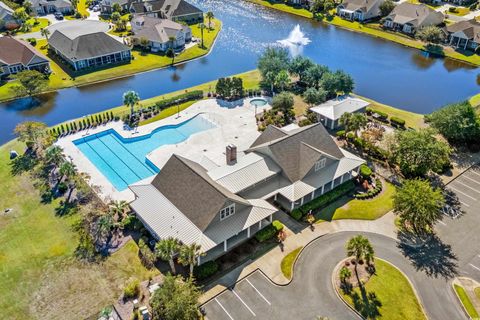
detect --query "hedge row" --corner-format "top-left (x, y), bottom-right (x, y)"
top-left (366, 107), bottom-right (406, 128)
top-left (154, 90), bottom-right (203, 110)
top-left (390, 116), bottom-right (406, 127)
top-left (255, 220), bottom-right (284, 242)
top-left (193, 260), bottom-right (219, 281)
top-left (354, 178), bottom-right (383, 200)
top-left (291, 180), bottom-right (355, 219)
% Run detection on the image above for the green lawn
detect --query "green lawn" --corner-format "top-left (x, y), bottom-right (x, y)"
top-left (15, 18), bottom-right (50, 35)
top-left (139, 100), bottom-right (197, 126)
top-left (77, 0), bottom-right (90, 17)
top-left (0, 140), bottom-right (157, 319)
top-left (316, 181), bottom-right (396, 222)
top-left (280, 247), bottom-right (302, 280)
top-left (0, 18), bottom-right (222, 102)
top-left (247, 0), bottom-right (313, 18)
top-left (342, 259), bottom-right (426, 320)
top-left (469, 93), bottom-right (480, 109)
top-left (454, 284), bottom-right (480, 319)
top-left (475, 287), bottom-right (480, 300)
top-left (446, 7), bottom-right (470, 16)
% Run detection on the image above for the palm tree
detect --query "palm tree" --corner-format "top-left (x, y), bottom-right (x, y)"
top-left (122, 90), bottom-right (140, 118)
top-left (97, 212), bottom-right (114, 246)
top-left (168, 36), bottom-right (176, 65)
top-left (59, 160), bottom-right (76, 183)
top-left (40, 27), bottom-right (50, 41)
top-left (155, 237), bottom-right (180, 274)
top-left (349, 113), bottom-right (368, 137)
top-left (199, 23), bottom-right (206, 49)
top-left (206, 11), bottom-right (214, 30)
top-left (345, 235), bottom-right (374, 288)
top-left (109, 200), bottom-right (129, 224)
top-left (178, 243), bottom-right (205, 278)
top-left (45, 145), bottom-right (64, 170)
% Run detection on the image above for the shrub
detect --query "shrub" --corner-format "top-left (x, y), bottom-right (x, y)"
top-left (370, 109), bottom-right (388, 120)
top-left (336, 130), bottom-right (346, 138)
top-left (272, 220), bottom-right (284, 232)
top-left (359, 164), bottom-right (373, 179)
top-left (346, 132), bottom-right (355, 140)
top-left (123, 278), bottom-right (140, 299)
top-left (154, 90), bottom-right (203, 110)
top-left (27, 38), bottom-right (36, 46)
top-left (298, 118), bottom-right (312, 127)
top-left (193, 260), bottom-right (219, 280)
top-left (291, 209), bottom-right (303, 220)
top-left (390, 116), bottom-right (405, 127)
top-left (353, 137), bottom-right (365, 149)
top-left (298, 181), bottom-right (355, 214)
top-left (57, 182), bottom-right (68, 194)
top-left (448, 7), bottom-right (458, 13)
top-left (255, 224), bottom-right (277, 242)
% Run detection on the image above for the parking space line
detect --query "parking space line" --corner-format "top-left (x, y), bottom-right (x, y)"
top-left (445, 194), bottom-right (470, 208)
top-left (245, 278), bottom-right (271, 305)
top-left (452, 180), bottom-right (480, 194)
top-left (232, 289), bottom-right (256, 316)
top-left (469, 170), bottom-right (480, 178)
top-left (460, 174), bottom-right (480, 185)
top-left (449, 186), bottom-right (477, 201)
top-left (215, 298), bottom-right (234, 320)
top-left (438, 220), bottom-right (447, 226)
top-left (469, 264), bottom-right (480, 272)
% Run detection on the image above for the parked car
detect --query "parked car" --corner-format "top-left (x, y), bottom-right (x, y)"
top-left (54, 12), bottom-right (64, 20)
top-left (93, 5), bottom-right (100, 11)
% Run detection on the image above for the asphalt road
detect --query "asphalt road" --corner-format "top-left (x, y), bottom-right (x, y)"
top-left (203, 232), bottom-right (465, 320)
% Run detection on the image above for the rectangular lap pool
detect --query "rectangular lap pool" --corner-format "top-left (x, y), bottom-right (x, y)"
top-left (73, 115), bottom-right (215, 191)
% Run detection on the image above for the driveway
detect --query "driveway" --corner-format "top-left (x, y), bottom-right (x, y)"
top-left (202, 232), bottom-right (465, 320)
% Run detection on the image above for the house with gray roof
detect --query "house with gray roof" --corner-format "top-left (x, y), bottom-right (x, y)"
top-left (337, 0), bottom-right (385, 22)
top-left (382, 3), bottom-right (444, 34)
top-left (0, 36), bottom-right (50, 77)
top-left (445, 19), bottom-right (480, 51)
top-left (309, 95), bottom-right (370, 130)
top-left (100, 0), bottom-right (133, 14)
top-left (48, 25), bottom-right (131, 71)
top-left (30, 0), bottom-right (73, 15)
top-left (131, 16), bottom-right (191, 52)
top-left (0, 1), bottom-right (18, 30)
top-left (130, 0), bottom-right (203, 24)
top-left (130, 123), bottom-right (364, 263)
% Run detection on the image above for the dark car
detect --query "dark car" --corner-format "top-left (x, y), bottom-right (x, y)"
top-left (54, 12), bottom-right (64, 20)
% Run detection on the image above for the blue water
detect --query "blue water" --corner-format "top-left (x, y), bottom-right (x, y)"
top-left (73, 115), bottom-right (215, 191)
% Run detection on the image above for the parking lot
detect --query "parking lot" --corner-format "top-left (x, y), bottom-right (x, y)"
top-left (438, 165), bottom-right (480, 281)
top-left (202, 270), bottom-right (281, 320)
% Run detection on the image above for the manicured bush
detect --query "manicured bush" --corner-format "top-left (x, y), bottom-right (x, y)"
top-left (123, 278), bottom-right (140, 299)
top-left (154, 90), bottom-right (203, 110)
top-left (255, 224), bottom-right (277, 242)
top-left (448, 7), bottom-right (458, 13)
top-left (194, 260), bottom-right (219, 280)
top-left (353, 137), bottom-right (365, 149)
top-left (336, 130), bottom-right (346, 138)
top-left (390, 116), bottom-right (405, 127)
top-left (27, 38), bottom-right (36, 46)
top-left (272, 220), bottom-right (284, 232)
top-left (298, 181), bottom-right (355, 214)
top-left (346, 132), bottom-right (355, 140)
top-left (370, 109), bottom-right (388, 120)
top-left (354, 178), bottom-right (383, 200)
top-left (359, 164), bottom-right (373, 179)
top-left (291, 209), bottom-right (303, 221)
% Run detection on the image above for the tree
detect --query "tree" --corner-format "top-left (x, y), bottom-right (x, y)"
top-left (111, 11), bottom-right (121, 22)
top-left (379, 0), bottom-right (395, 17)
top-left (13, 7), bottom-right (29, 29)
top-left (390, 128), bottom-right (452, 177)
top-left (14, 121), bottom-right (47, 150)
top-left (310, 0), bottom-right (324, 16)
top-left (109, 200), bottom-right (129, 224)
top-left (206, 11), bottom-right (214, 29)
top-left (272, 91), bottom-right (294, 113)
top-left (257, 47), bottom-right (290, 87)
top-left (339, 266), bottom-right (352, 283)
top-left (335, 70), bottom-right (355, 95)
top-left (323, 0), bottom-right (335, 12)
top-left (155, 237), bottom-right (180, 274)
top-left (303, 87), bottom-right (326, 107)
top-left (288, 55), bottom-right (314, 82)
top-left (45, 145), bottom-right (65, 169)
top-left (112, 2), bottom-right (121, 13)
top-left (97, 212), bottom-right (114, 245)
top-left (393, 179), bottom-right (445, 235)
top-left (178, 243), bottom-right (205, 278)
top-left (59, 160), bottom-right (76, 183)
top-left (199, 23), bottom-right (206, 48)
top-left (427, 101), bottom-right (480, 146)
top-left (274, 70), bottom-right (290, 92)
top-left (345, 235), bottom-right (374, 288)
top-left (348, 113), bottom-right (367, 137)
top-left (11, 70), bottom-right (48, 97)
top-left (139, 36), bottom-right (149, 52)
top-left (304, 64), bottom-right (329, 88)
top-left (123, 90), bottom-right (140, 117)
top-left (150, 274), bottom-right (201, 320)
top-left (40, 27), bottom-right (50, 41)
top-left (416, 25), bottom-right (445, 44)
top-left (168, 36), bottom-right (176, 65)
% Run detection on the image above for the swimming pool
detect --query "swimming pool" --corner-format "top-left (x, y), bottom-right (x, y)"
top-left (73, 115), bottom-right (215, 191)
top-left (250, 98), bottom-right (267, 107)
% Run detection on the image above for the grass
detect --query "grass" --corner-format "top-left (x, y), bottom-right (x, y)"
top-left (247, 0), bottom-right (313, 18)
top-left (0, 17), bottom-right (222, 102)
top-left (446, 7), bottom-right (470, 16)
top-left (139, 100), bottom-right (197, 126)
top-left (356, 94), bottom-right (425, 129)
top-left (280, 247), bottom-right (302, 280)
top-left (316, 181), bottom-right (396, 222)
top-left (342, 259), bottom-right (426, 320)
top-left (475, 287), bottom-right (480, 300)
top-left (469, 92), bottom-right (480, 108)
top-left (15, 18), bottom-right (50, 35)
top-left (454, 284), bottom-right (480, 319)
top-left (77, 0), bottom-right (90, 17)
top-left (0, 139), bottom-right (158, 319)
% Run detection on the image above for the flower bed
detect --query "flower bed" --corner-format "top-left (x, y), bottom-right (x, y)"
top-left (355, 178), bottom-right (383, 200)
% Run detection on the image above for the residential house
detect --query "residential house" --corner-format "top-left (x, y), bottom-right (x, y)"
top-left (382, 3), bottom-right (444, 34)
top-left (130, 0), bottom-right (204, 24)
top-left (30, 0), bottom-right (73, 15)
top-left (48, 25), bottom-right (131, 71)
top-left (129, 123), bottom-right (364, 263)
top-left (0, 1), bottom-right (18, 30)
top-left (445, 19), bottom-right (480, 51)
top-left (131, 16), bottom-right (191, 52)
top-left (0, 36), bottom-right (50, 77)
top-left (100, 0), bottom-right (133, 14)
top-left (337, 0), bottom-right (385, 22)
top-left (309, 96), bottom-right (370, 130)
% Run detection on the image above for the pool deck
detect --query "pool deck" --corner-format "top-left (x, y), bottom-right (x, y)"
top-left (57, 97), bottom-right (271, 202)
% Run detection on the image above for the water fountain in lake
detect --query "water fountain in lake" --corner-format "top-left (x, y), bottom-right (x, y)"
top-left (277, 24), bottom-right (311, 56)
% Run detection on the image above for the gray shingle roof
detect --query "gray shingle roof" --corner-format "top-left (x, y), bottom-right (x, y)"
top-left (48, 30), bottom-right (130, 61)
top-left (131, 16), bottom-right (187, 43)
top-left (446, 19), bottom-right (480, 42)
top-left (339, 0), bottom-right (382, 13)
top-left (385, 3), bottom-right (444, 28)
top-left (130, 0), bottom-right (203, 18)
top-left (151, 154), bottom-right (250, 231)
top-left (248, 123), bottom-right (344, 182)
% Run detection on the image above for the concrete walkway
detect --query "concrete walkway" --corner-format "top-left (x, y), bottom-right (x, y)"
top-left (199, 211), bottom-right (396, 304)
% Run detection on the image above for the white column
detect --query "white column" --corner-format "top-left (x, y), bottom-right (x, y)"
top-left (465, 39), bottom-right (468, 50)
top-left (331, 119), bottom-right (335, 130)
top-left (259, 220), bottom-right (262, 229)
top-left (269, 214), bottom-right (273, 223)
top-left (274, 194), bottom-right (277, 201)
top-left (331, 180), bottom-right (335, 189)
top-left (300, 197), bottom-right (304, 205)
top-left (321, 185), bottom-right (325, 195)
top-left (197, 256), bottom-right (201, 265)
top-left (247, 226), bottom-right (250, 238)
top-left (340, 174), bottom-right (344, 184)
top-left (224, 239), bottom-right (227, 252)
top-left (290, 201), bottom-right (295, 211)
top-left (311, 190), bottom-right (315, 200)
top-left (349, 170), bottom-right (352, 178)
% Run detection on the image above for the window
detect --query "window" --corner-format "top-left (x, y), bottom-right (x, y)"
top-left (220, 204), bottom-right (235, 220)
top-left (315, 158), bottom-right (327, 172)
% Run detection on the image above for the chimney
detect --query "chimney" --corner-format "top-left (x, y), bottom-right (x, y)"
top-left (226, 144), bottom-right (237, 165)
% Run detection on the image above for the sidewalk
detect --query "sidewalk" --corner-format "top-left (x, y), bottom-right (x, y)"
top-left (199, 211), bottom-right (396, 304)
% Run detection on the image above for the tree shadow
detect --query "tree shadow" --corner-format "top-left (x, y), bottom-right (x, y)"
top-left (54, 200), bottom-right (79, 217)
top-left (397, 232), bottom-right (458, 279)
top-left (351, 287), bottom-right (382, 319)
top-left (10, 153), bottom-right (39, 176)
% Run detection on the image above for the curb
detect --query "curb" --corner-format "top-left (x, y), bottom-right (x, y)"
top-left (331, 259), bottom-right (363, 319)
top-left (451, 279), bottom-right (475, 320)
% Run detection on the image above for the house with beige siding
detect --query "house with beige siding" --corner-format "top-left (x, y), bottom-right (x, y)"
top-left (382, 3), bottom-right (444, 34)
